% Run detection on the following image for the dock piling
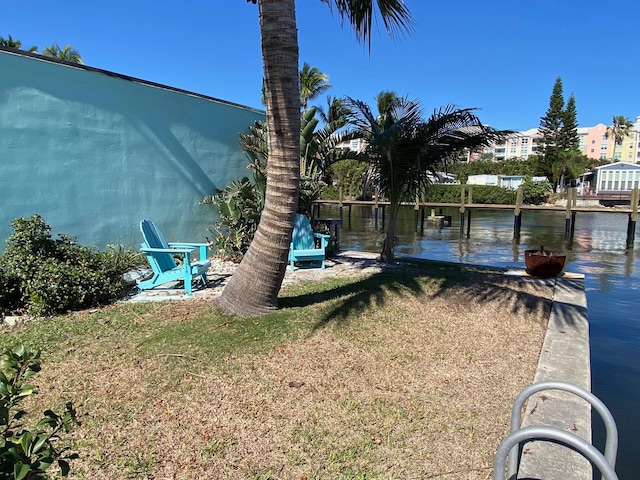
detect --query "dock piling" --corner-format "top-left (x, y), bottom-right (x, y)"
top-left (514, 187), bottom-right (523, 240)
top-left (564, 188), bottom-right (575, 243)
top-left (414, 193), bottom-right (420, 232)
top-left (459, 187), bottom-right (466, 236)
top-left (626, 189), bottom-right (639, 249)
top-left (374, 188), bottom-right (379, 230)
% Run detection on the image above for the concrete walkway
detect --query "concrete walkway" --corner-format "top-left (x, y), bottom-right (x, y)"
top-left (504, 271), bottom-right (593, 480)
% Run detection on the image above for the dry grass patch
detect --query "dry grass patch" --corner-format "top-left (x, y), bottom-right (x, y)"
top-left (5, 263), bottom-right (552, 479)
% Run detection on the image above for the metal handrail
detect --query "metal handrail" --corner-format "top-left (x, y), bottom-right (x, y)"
top-left (507, 380), bottom-right (618, 479)
top-left (495, 426), bottom-right (619, 480)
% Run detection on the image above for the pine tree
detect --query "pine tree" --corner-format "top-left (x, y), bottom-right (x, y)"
top-left (539, 83), bottom-right (586, 191)
top-left (538, 77), bottom-right (565, 182)
top-left (560, 93), bottom-right (579, 151)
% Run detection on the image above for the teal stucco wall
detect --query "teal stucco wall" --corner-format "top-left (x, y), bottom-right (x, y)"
top-left (0, 48), bottom-right (264, 251)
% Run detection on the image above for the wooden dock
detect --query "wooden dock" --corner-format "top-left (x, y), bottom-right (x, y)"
top-left (313, 187), bottom-right (640, 249)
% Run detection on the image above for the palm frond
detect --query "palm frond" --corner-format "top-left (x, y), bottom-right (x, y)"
top-left (322, 0), bottom-right (415, 47)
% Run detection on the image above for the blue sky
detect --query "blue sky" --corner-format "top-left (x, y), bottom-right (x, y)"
top-left (3, 0), bottom-right (639, 131)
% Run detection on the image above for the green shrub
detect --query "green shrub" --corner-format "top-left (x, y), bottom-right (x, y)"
top-left (327, 160), bottom-right (368, 200)
top-left (521, 177), bottom-right (552, 205)
top-left (423, 184), bottom-right (517, 204)
top-left (0, 345), bottom-right (78, 479)
top-left (201, 178), bottom-right (262, 262)
top-left (0, 215), bottom-right (144, 316)
top-left (320, 185), bottom-right (340, 200)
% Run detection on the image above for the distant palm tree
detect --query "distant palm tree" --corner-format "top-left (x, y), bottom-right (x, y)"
top-left (261, 63), bottom-right (332, 108)
top-left (606, 116), bottom-right (633, 162)
top-left (299, 62), bottom-right (331, 109)
top-left (0, 34), bottom-right (37, 52)
top-left (238, 103), bottom-right (362, 216)
top-left (346, 95), bottom-right (509, 262)
top-left (42, 44), bottom-right (83, 64)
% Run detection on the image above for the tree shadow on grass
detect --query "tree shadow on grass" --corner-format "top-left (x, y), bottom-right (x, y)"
top-left (279, 259), bottom-right (554, 332)
top-left (279, 267), bottom-right (425, 332)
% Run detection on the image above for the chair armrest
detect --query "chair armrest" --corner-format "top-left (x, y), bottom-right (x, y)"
top-left (168, 242), bottom-right (208, 248)
top-left (313, 232), bottom-right (330, 249)
top-left (141, 247), bottom-right (193, 255)
top-left (167, 243), bottom-right (208, 260)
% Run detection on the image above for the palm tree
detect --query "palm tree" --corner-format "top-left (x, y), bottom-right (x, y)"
top-left (606, 116), bottom-right (633, 162)
top-left (237, 103), bottom-right (363, 218)
top-left (345, 95), bottom-right (509, 262)
top-left (299, 62), bottom-right (331, 109)
top-left (551, 149), bottom-right (586, 192)
top-left (0, 35), bottom-right (37, 52)
top-left (42, 44), bottom-right (83, 64)
top-left (0, 34), bottom-right (21, 49)
top-left (216, 0), bottom-right (413, 316)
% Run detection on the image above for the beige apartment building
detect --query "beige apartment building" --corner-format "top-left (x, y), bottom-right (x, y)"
top-left (473, 115), bottom-right (640, 163)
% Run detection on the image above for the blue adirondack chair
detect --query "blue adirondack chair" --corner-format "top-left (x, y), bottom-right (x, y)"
top-left (288, 213), bottom-right (330, 271)
top-left (138, 219), bottom-right (211, 295)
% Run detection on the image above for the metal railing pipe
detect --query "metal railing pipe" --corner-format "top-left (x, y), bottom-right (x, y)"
top-left (495, 426), bottom-right (618, 480)
top-left (507, 381), bottom-right (618, 478)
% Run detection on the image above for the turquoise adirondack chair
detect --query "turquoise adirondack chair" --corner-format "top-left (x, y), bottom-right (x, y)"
top-left (288, 213), bottom-right (330, 271)
top-left (138, 219), bottom-right (211, 295)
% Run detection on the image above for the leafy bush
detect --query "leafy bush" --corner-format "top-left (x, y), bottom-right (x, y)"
top-left (521, 177), bottom-right (552, 205)
top-left (201, 178), bottom-right (262, 262)
top-left (0, 345), bottom-right (78, 479)
top-left (0, 215), bottom-right (144, 316)
top-left (445, 158), bottom-right (535, 184)
top-left (424, 184), bottom-right (517, 204)
top-left (326, 160), bottom-right (368, 200)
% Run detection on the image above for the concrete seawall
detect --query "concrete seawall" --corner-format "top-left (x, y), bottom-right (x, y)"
top-left (506, 273), bottom-right (594, 479)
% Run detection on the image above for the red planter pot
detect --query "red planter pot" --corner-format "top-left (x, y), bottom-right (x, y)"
top-left (524, 249), bottom-right (567, 278)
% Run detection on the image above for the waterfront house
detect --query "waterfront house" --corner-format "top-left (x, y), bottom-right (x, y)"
top-left (592, 162), bottom-right (640, 194)
top-left (467, 174), bottom-right (547, 190)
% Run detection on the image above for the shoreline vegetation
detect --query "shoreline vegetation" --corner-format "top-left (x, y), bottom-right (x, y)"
top-left (1, 259), bottom-right (553, 479)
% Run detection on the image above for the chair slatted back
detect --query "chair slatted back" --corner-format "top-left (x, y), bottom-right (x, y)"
top-left (291, 214), bottom-right (315, 250)
top-left (140, 219), bottom-right (177, 272)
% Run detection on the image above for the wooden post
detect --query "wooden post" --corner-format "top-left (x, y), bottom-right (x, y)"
top-left (374, 187), bottom-right (379, 230)
top-left (414, 192), bottom-right (420, 232)
top-left (339, 187), bottom-right (343, 221)
top-left (468, 185), bottom-right (473, 205)
top-left (466, 209), bottom-right (472, 238)
top-left (564, 188), bottom-right (573, 241)
top-left (459, 186), bottom-right (466, 236)
top-left (626, 188), bottom-right (639, 249)
top-left (569, 188), bottom-right (578, 243)
top-left (420, 208), bottom-right (425, 233)
top-left (514, 186), bottom-right (523, 240)
top-left (348, 204), bottom-right (352, 228)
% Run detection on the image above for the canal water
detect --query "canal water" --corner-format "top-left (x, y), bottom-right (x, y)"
top-left (318, 204), bottom-right (639, 480)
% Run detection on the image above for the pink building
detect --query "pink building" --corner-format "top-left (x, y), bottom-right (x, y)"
top-left (477, 116), bottom-right (640, 163)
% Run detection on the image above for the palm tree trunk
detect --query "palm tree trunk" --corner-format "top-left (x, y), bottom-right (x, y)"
top-left (380, 201), bottom-right (401, 263)
top-left (216, 0), bottom-right (300, 317)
